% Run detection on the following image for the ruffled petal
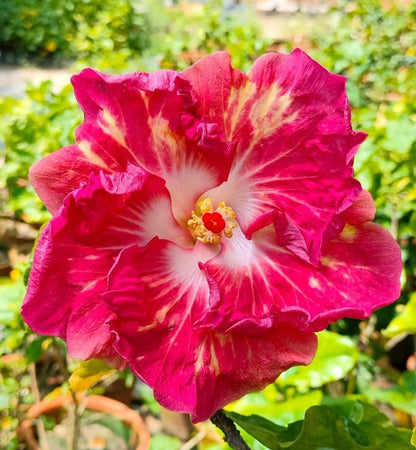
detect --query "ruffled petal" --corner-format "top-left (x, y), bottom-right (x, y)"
top-left (29, 145), bottom-right (111, 215)
top-left (66, 296), bottom-right (127, 369)
top-left (200, 198), bottom-right (401, 334)
top-left (22, 165), bottom-right (188, 365)
top-left (184, 50), bottom-right (365, 265)
top-left (72, 69), bottom-right (232, 223)
top-left (21, 221), bottom-right (122, 366)
top-left (183, 51), bottom-right (247, 135)
top-left (104, 239), bottom-right (316, 422)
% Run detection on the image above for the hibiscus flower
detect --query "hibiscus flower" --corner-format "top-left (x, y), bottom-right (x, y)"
top-left (22, 50), bottom-right (402, 422)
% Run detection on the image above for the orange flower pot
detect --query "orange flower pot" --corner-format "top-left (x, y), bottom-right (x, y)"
top-left (19, 394), bottom-right (151, 450)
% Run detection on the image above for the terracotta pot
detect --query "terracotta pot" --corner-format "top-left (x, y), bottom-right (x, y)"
top-left (19, 394), bottom-right (151, 450)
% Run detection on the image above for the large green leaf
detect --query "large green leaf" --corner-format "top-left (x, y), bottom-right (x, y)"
top-left (383, 293), bottom-right (416, 338)
top-left (228, 389), bottom-right (323, 426)
top-left (277, 331), bottom-right (359, 390)
top-left (225, 411), bottom-right (300, 449)
top-left (227, 401), bottom-right (413, 450)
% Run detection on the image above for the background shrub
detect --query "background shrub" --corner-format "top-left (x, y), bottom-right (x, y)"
top-left (0, 0), bottom-right (150, 63)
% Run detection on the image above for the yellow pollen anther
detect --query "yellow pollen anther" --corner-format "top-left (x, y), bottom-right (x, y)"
top-left (198, 198), bottom-right (214, 214)
top-left (187, 198), bottom-right (237, 244)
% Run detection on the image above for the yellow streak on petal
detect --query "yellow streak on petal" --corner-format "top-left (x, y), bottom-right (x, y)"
top-left (137, 321), bottom-right (158, 333)
top-left (195, 337), bottom-right (222, 376)
top-left (210, 340), bottom-right (220, 376)
top-left (195, 343), bottom-right (205, 375)
top-left (149, 114), bottom-right (186, 168)
top-left (340, 224), bottom-right (357, 242)
top-left (250, 83), bottom-right (280, 124)
top-left (99, 108), bottom-right (128, 148)
top-left (78, 140), bottom-right (109, 170)
top-left (321, 256), bottom-right (337, 268)
top-left (156, 304), bottom-right (171, 322)
top-left (80, 279), bottom-right (99, 293)
top-left (216, 334), bottom-right (230, 347)
top-left (249, 88), bottom-right (295, 146)
top-left (138, 304), bottom-right (172, 333)
top-left (227, 80), bottom-right (257, 140)
top-left (226, 80), bottom-right (296, 146)
top-left (308, 277), bottom-right (321, 289)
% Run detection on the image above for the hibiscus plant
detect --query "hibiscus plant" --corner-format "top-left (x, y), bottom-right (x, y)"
top-left (20, 49), bottom-right (405, 448)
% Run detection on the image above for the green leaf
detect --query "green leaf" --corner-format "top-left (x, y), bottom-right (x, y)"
top-left (364, 371), bottom-right (416, 416)
top-left (356, 402), bottom-right (412, 449)
top-left (0, 279), bottom-right (25, 324)
top-left (227, 402), bottom-right (413, 450)
top-left (411, 428), bottom-right (416, 447)
top-left (225, 411), bottom-right (301, 449)
top-left (228, 389), bottom-right (323, 426)
top-left (149, 435), bottom-right (180, 450)
top-left (277, 331), bottom-right (359, 390)
top-left (322, 396), bottom-right (365, 424)
top-left (25, 336), bottom-right (46, 363)
top-left (366, 387), bottom-right (416, 416)
top-left (383, 293), bottom-right (416, 338)
top-left (69, 359), bottom-right (114, 392)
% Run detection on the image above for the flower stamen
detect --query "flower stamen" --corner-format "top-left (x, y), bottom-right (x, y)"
top-left (187, 198), bottom-right (237, 244)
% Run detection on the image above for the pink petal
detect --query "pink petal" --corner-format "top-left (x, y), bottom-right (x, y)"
top-left (104, 239), bottom-right (317, 421)
top-left (21, 221), bottom-right (122, 366)
top-left (66, 296), bottom-right (127, 369)
top-left (29, 145), bottom-right (111, 215)
top-left (22, 165), bottom-right (188, 366)
top-left (343, 189), bottom-right (376, 225)
top-left (72, 68), bottom-right (232, 223)
top-left (183, 52), bottom-right (247, 131)
top-left (184, 50), bottom-right (366, 265)
top-left (200, 201), bottom-right (401, 334)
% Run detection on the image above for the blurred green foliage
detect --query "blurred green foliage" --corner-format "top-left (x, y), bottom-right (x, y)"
top-left (141, 0), bottom-right (269, 71)
top-left (276, 331), bottom-right (360, 391)
top-left (384, 292), bottom-right (416, 338)
top-left (0, 82), bottom-right (81, 223)
top-left (0, 0), bottom-right (150, 64)
top-left (311, 0), bottom-right (416, 277)
top-left (0, 275), bottom-right (33, 449)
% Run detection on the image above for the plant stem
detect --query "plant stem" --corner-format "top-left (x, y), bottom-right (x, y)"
top-left (29, 362), bottom-right (50, 450)
top-left (69, 390), bottom-right (81, 450)
top-left (346, 367), bottom-right (356, 395)
top-left (210, 409), bottom-right (250, 450)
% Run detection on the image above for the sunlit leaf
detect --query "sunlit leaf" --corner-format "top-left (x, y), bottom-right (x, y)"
top-left (149, 435), bottom-right (180, 450)
top-left (0, 279), bottom-right (25, 324)
top-left (277, 331), bottom-right (359, 390)
top-left (227, 402), bottom-right (413, 449)
top-left (69, 359), bottom-right (114, 393)
top-left (227, 390), bottom-right (323, 426)
top-left (225, 410), bottom-right (300, 449)
top-left (383, 293), bottom-right (416, 338)
top-left (364, 371), bottom-right (416, 416)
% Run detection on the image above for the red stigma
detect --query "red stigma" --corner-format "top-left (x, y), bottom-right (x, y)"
top-left (202, 212), bottom-right (226, 234)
